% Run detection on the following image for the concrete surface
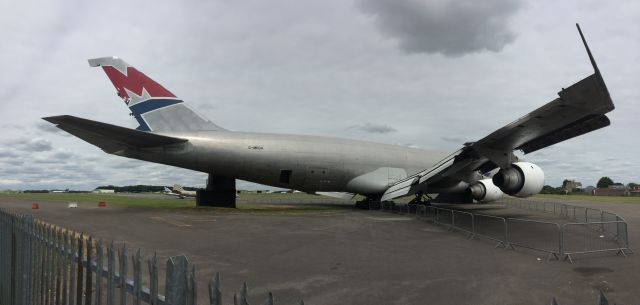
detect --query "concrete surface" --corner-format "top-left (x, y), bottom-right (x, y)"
top-left (1, 197), bottom-right (638, 304)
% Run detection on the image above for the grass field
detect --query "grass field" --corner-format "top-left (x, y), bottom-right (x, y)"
top-left (2, 191), bottom-right (638, 213)
top-left (0, 192), bottom-right (350, 213)
top-left (533, 193), bottom-right (640, 204)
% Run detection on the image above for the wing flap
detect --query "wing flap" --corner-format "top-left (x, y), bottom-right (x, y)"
top-left (43, 115), bottom-right (187, 152)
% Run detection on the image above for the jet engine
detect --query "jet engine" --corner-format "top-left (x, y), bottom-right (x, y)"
top-left (466, 178), bottom-right (503, 202)
top-left (492, 162), bottom-right (544, 197)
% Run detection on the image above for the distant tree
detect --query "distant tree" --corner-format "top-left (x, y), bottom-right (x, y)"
top-left (540, 185), bottom-right (568, 195)
top-left (628, 182), bottom-right (639, 189)
top-left (562, 179), bottom-right (570, 188)
top-left (596, 177), bottom-right (614, 188)
top-left (541, 185), bottom-right (555, 194)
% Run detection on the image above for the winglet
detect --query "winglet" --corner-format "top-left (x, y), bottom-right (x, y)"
top-left (576, 23), bottom-right (612, 100)
top-left (576, 23), bottom-right (600, 76)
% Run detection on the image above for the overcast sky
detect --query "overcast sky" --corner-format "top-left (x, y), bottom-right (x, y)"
top-left (0, 0), bottom-right (638, 190)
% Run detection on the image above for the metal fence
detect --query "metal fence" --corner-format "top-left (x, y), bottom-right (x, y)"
top-left (0, 209), bottom-right (301, 305)
top-left (374, 199), bottom-right (632, 263)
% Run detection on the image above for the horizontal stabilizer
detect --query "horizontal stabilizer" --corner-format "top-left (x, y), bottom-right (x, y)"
top-left (43, 115), bottom-right (187, 153)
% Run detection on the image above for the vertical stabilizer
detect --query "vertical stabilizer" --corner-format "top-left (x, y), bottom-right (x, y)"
top-left (88, 56), bottom-right (225, 132)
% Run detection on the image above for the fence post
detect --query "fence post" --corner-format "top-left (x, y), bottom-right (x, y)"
top-left (471, 214), bottom-right (476, 237)
top-left (504, 219), bottom-right (510, 248)
top-left (62, 232), bottom-right (69, 305)
top-left (559, 224), bottom-right (564, 257)
top-left (10, 216), bottom-right (16, 305)
top-left (119, 243), bottom-right (127, 305)
top-left (85, 236), bottom-right (94, 305)
top-left (187, 265), bottom-right (197, 305)
top-left (148, 252), bottom-right (158, 305)
top-left (96, 239), bottom-right (103, 305)
top-left (133, 249), bottom-right (142, 305)
top-left (107, 241), bottom-right (115, 305)
top-left (76, 234), bottom-right (85, 305)
top-left (69, 232), bottom-right (76, 305)
top-left (209, 272), bottom-right (222, 305)
top-left (239, 282), bottom-right (250, 305)
top-left (55, 228), bottom-right (62, 305)
top-left (166, 255), bottom-right (189, 305)
top-left (44, 226), bottom-right (51, 305)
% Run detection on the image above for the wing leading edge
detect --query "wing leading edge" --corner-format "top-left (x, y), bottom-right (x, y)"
top-left (43, 115), bottom-right (188, 153)
top-left (381, 24), bottom-right (615, 201)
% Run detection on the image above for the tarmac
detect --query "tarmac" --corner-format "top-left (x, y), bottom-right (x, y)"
top-left (1, 196), bottom-right (639, 305)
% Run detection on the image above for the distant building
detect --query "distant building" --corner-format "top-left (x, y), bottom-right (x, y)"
top-left (583, 185), bottom-right (596, 194)
top-left (563, 180), bottom-right (582, 192)
top-left (93, 189), bottom-right (115, 194)
top-left (593, 187), bottom-right (629, 196)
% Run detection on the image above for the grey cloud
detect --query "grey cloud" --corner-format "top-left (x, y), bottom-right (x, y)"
top-left (5, 138), bottom-right (53, 152)
top-left (347, 123), bottom-right (397, 134)
top-left (23, 139), bottom-right (53, 152)
top-left (440, 136), bottom-right (469, 143)
top-left (358, 0), bottom-right (521, 56)
top-left (0, 151), bottom-right (19, 159)
top-left (52, 152), bottom-right (73, 160)
top-left (33, 151), bottom-right (73, 164)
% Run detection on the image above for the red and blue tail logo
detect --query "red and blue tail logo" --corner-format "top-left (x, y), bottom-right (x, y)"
top-left (88, 57), bottom-right (184, 131)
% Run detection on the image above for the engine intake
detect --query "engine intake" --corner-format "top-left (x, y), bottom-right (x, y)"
top-left (492, 162), bottom-right (544, 197)
top-left (466, 178), bottom-right (503, 202)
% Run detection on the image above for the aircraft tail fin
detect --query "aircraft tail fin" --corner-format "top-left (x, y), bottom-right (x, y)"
top-left (173, 184), bottom-right (185, 192)
top-left (88, 56), bottom-right (225, 132)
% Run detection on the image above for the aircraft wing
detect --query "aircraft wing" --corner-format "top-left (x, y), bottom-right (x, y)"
top-left (381, 24), bottom-right (614, 201)
top-left (43, 115), bottom-right (188, 153)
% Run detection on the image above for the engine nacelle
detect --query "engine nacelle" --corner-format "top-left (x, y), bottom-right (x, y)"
top-left (466, 178), bottom-right (503, 202)
top-left (492, 162), bottom-right (545, 198)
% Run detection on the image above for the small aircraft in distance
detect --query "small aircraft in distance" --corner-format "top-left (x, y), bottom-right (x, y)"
top-left (45, 25), bottom-right (614, 207)
top-left (162, 185), bottom-right (196, 199)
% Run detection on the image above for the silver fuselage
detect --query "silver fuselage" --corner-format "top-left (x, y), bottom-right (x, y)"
top-left (116, 131), bottom-right (453, 195)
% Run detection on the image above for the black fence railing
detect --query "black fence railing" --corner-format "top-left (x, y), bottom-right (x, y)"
top-left (0, 209), bottom-right (301, 305)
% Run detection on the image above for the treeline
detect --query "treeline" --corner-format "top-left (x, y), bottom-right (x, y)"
top-left (95, 185), bottom-right (198, 193)
top-left (539, 186), bottom-right (584, 195)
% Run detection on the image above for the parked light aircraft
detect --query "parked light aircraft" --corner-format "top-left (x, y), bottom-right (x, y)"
top-left (45, 25), bottom-right (614, 205)
top-left (162, 186), bottom-right (196, 199)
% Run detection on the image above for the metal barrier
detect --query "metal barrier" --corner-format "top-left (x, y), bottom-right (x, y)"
top-left (473, 214), bottom-right (507, 248)
top-left (377, 199), bottom-right (631, 263)
top-left (451, 210), bottom-right (474, 238)
top-left (562, 221), bottom-right (631, 263)
top-left (0, 209), bottom-right (301, 305)
top-left (506, 218), bottom-right (561, 260)
top-left (434, 208), bottom-right (453, 229)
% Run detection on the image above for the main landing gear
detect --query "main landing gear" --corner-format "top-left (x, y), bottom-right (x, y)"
top-left (196, 174), bottom-right (236, 208)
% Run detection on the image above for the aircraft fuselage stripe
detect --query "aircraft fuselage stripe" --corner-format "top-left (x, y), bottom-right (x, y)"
top-left (129, 99), bottom-right (183, 115)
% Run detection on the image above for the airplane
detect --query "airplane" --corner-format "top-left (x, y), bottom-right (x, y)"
top-left (162, 186), bottom-right (181, 197)
top-left (171, 184), bottom-right (197, 199)
top-left (162, 186), bottom-right (195, 199)
top-left (44, 25), bottom-right (614, 208)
